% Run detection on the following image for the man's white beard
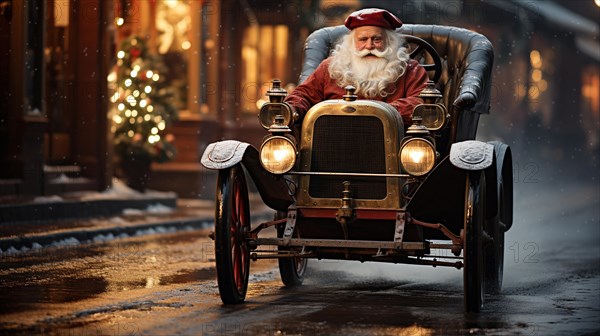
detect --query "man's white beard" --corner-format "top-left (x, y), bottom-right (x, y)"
top-left (328, 34), bottom-right (409, 99)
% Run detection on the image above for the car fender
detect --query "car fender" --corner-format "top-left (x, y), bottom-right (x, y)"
top-left (449, 140), bottom-right (494, 171)
top-left (450, 140), bottom-right (498, 220)
top-left (201, 140), bottom-right (293, 211)
top-left (201, 140), bottom-right (251, 170)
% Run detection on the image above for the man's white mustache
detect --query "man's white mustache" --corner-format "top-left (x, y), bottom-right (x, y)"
top-left (354, 47), bottom-right (391, 58)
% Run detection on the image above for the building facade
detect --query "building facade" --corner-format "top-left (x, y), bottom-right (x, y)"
top-left (0, 0), bottom-right (320, 199)
top-left (1, 0), bottom-right (597, 200)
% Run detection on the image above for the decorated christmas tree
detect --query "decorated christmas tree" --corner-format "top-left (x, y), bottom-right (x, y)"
top-left (108, 36), bottom-right (177, 165)
top-left (107, 35), bottom-right (177, 191)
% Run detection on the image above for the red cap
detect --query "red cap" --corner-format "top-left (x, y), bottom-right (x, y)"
top-left (344, 8), bottom-right (403, 30)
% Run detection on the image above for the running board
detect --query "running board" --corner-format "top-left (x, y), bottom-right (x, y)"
top-left (256, 238), bottom-right (429, 250)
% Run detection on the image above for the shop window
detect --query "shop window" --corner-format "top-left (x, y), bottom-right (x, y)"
top-left (241, 24), bottom-right (289, 113)
top-left (124, 0), bottom-right (203, 119)
top-left (155, 0), bottom-right (191, 112)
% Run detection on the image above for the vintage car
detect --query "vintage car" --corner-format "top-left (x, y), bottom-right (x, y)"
top-left (201, 24), bottom-right (513, 313)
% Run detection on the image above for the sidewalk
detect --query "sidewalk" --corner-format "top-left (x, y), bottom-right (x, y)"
top-left (0, 180), bottom-right (272, 254)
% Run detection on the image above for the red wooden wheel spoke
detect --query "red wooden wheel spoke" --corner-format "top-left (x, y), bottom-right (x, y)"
top-left (232, 245), bottom-right (241, 289)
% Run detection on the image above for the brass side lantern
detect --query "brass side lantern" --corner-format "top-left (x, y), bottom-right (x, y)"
top-left (258, 79), bottom-right (297, 130)
top-left (412, 80), bottom-right (449, 131)
top-left (258, 80), bottom-right (298, 174)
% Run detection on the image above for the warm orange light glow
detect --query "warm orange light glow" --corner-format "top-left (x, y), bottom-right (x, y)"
top-left (582, 71), bottom-right (600, 115)
top-left (530, 50), bottom-right (542, 68)
top-left (241, 24), bottom-right (290, 113)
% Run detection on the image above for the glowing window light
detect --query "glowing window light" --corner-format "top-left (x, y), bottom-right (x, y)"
top-left (528, 85), bottom-right (540, 100)
top-left (532, 69), bottom-right (542, 82)
top-left (530, 50), bottom-right (542, 68)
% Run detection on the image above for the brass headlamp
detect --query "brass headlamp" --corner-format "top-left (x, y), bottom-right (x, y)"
top-left (400, 117), bottom-right (437, 176)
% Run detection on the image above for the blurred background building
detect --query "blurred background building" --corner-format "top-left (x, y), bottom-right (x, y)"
top-left (1, 0), bottom-right (598, 200)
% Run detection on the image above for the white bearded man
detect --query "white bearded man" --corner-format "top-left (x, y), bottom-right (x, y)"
top-left (285, 8), bottom-right (429, 126)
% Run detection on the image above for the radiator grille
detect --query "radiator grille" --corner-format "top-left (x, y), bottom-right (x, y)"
top-left (309, 115), bottom-right (387, 199)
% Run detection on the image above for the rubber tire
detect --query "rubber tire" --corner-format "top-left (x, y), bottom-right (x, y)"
top-left (484, 215), bottom-right (504, 294)
top-left (214, 165), bottom-right (251, 304)
top-left (276, 211), bottom-right (307, 287)
top-left (464, 172), bottom-right (485, 313)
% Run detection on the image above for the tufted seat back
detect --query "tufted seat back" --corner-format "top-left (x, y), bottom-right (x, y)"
top-left (298, 24), bottom-right (494, 153)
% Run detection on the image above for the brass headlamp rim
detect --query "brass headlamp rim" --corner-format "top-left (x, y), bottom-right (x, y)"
top-left (259, 134), bottom-right (298, 174)
top-left (398, 137), bottom-right (437, 177)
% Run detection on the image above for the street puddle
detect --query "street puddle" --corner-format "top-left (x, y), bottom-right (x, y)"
top-left (160, 267), bottom-right (216, 285)
top-left (0, 276), bottom-right (107, 314)
top-left (104, 268), bottom-right (217, 291)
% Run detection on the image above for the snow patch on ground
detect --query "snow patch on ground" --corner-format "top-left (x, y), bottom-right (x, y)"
top-left (123, 203), bottom-right (174, 216)
top-left (80, 178), bottom-right (176, 201)
top-left (0, 225), bottom-right (197, 257)
top-left (33, 195), bottom-right (64, 203)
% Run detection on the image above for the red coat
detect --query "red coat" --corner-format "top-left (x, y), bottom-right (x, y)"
top-left (285, 58), bottom-right (429, 125)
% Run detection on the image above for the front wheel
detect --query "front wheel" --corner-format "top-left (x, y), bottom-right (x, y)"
top-left (276, 211), bottom-right (307, 287)
top-left (463, 172), bottom-right (485, 313)
top-left (215, 165), bottom-right (251, 304)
